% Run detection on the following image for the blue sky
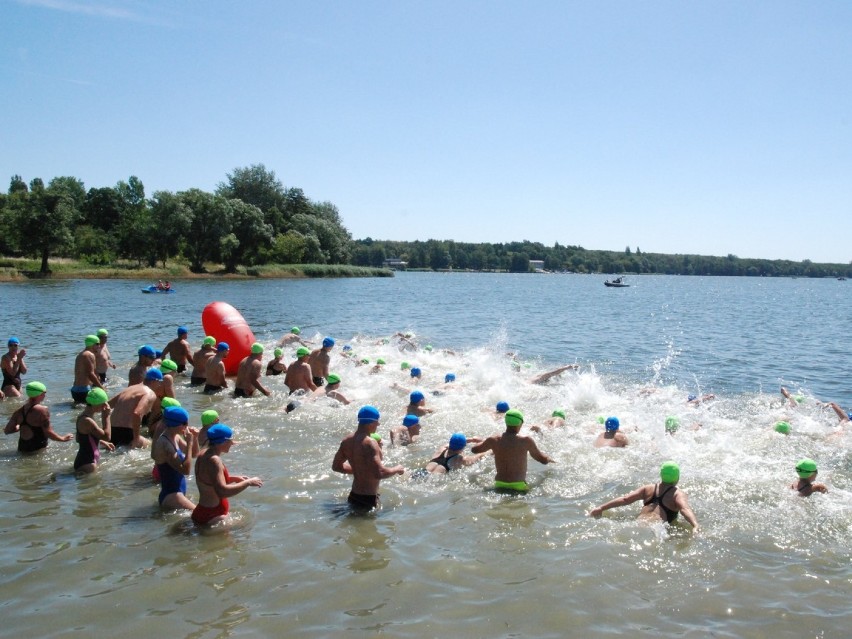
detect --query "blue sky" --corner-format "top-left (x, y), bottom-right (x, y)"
top-left (2, 1), bottom-right (850, 263)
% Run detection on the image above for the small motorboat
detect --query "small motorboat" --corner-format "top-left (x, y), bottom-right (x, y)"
top-left (604, 277), bottom-right (629, 288)
top-left (141, 285), bottom-right (176, 294)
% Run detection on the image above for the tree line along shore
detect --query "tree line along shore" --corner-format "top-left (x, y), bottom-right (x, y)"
top-left (1, 163), bottom-right (848, 280)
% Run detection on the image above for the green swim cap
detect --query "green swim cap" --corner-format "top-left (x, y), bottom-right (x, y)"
top-left (201, 409), bottom-right (219, 427)
top-left (376, 358), bottom-right (386, 365)
top-left (296, 346), bottom-right (310, 358)
top-left (274, 348), bottom-right (283, 358)
top-left (794, 395), bottom-right (805, 404)
top-left (660, 461), bottom-right (680, 484)
top-left (85, 334), bottom-right (99, 347)
top-left (795, 458), bottom-right (817, 478)
top-left (552, 409), bottom-right (566, 419)
top-left (774, 421), bottom-right (791, 435)
top-left (665, 416), bottom-right (681, 433)
top-left (159, 358), bottom-right (178, 373)
top-left (505, 409), bottom-right (524, 428)
top-left (86, 388), bottom-right (109, 406)
top-left (597, 416), bottom-right (605, 424)
top-left (203, 336), bottom-right (216, 347)
top-left (425, 344), bottom-right (433, 351)
top-left (25, 381), bottom-right (47, 397)
top-left (360, 358), bottom-right (370, 364)
top-left (161, 397), bottom-right (181, 409)
top-left (251, 342), bottom-right (264, 354)
top-left (401, 361), bottom-right (410, 370)
top-left (370, 433), bottom-right (382, 443)
top-left (97, 328), bottom-right (109, 337)
top-left (327, 373), bottom-right (341, 385)
top-left (291, 326), bottom-right (300, 335)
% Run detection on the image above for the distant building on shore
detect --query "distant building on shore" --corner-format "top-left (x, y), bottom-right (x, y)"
top-left (383, 258), bottom-right (408, 270)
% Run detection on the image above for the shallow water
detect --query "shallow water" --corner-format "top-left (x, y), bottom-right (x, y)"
top-left (0, 273), bottom-right (850, 638)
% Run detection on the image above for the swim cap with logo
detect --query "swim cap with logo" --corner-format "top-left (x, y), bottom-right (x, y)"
top-left (159, 358), bottom-right (178, 373)
top-left (605, 416), bottom-right (620, 431)
top-left (25, 381), bottom-right (46, 397)
top-left (207, 424), bottom-right (234, 445)
top-left (496, 401), bottom-right (510, 413)
top-left (445, 373), bottom-right (456, 383)
top-left (410, 367), bottom-right (422, 378)
top-left (203, 336), bottom-right (216, 347)
top-left (795, 458), bottom-right (818, 478)
top-left (774, 421), bottom-right (791, 435)
top-left (660, 461), bottom-right (680, 484)
top-left (177, 326), bottom-right (188, 335)
top-left (357, 405), bottom-right (381, 425)
top-left (217, 342), bottom-right (230, 352)
top-left (163, 406), bottom-right (190, 427)
top-left (201, 409), bottom-right (219, 427)
top-left (161, 397), bottom-right (181, 409)
top-left (291, 327), bottom-right (300, 335)
top-left (403, 414), bottom-right (420, 427)
top-left (296, 346), bottom-right (310, 358)
top-left (86, 388), bottom-right (109, 406)
top-left (85, 335), bottom-right (99, 347)
top-left (274, 348), bottom-right (283, 358)
top-left (251, 342), bottom-right (264, 354)
top-left (665, 416), bottom-right (680, 433)
top-left (145, 368), bottom-right (164, 381)
top-left (138, 345), bottom-right (156, 358)
top-left (410, 390), bottom-right (425, 404)
top-left (505, 409), bottom-right (524, 428)
top-left (401, 361), bottom-right (410, 370)
top-left (327, 374), bottom-right (341, 385)
top-left (552, 409), bottom-right (566, 419)
top-left (323, 337), bottom-right (335, 348)
top-left (449, 433), bottom-right (467, 450)
top-left (97, 328), bottom-right (109, 337)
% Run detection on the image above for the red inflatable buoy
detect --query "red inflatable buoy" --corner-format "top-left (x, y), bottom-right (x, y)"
top-left (201, 301), bottom-right (256, 376)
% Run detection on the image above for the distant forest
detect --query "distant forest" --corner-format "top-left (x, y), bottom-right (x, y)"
top-left (1, 164), bottom-right (849, 278)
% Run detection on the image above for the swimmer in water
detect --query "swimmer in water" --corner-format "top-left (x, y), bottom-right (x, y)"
top-left (2, 337), bottom-right (27, 398)
top-left (589, 461), bottom-right (699, 532)
top-left (594, 416), bottom-right (629, 448)
top-left (108, 368), bottom-right (162, 448)
top-left (284, 346), bottom-right (317, 394)
top-left (151, 406), bottom-right (197, 511)
top-left (389, 414), bottom-right (421, 446)
top-left (203, 342), bottom-right (230, 394)
top-left (197, 409), bottom-right (220, 448)
top-left (278, 326), bottom-right (310, 347)
top-left (72, 335), bottom-right (106, 406)
top-left (471, 409), bottom-right (556, 493)
top-left (191, 424), bottom-right (262, 526)
top-left (310, 373), bottom-right (350, 405)
top-left (332, 405), bottom-right (405, 512)
top-left (405, 390), bottom-right (434, 417)
top-left (5, 381), bottom-right (73, 453)
top-left (790, 459), bottom-right (828, 496)
top-left (129, 345), bottom-right (156, 386)
top-left (528, 364), bottom-right (579, 385)
top-left (484, 400), bottom-right (512, 420)
top-left (74, 388), bottom-right (115, 473)
top-left (94, 329), bottom-right (116, 383)
top-left (530, 409), bottom-right (566, 434)
top-left (308, 337), bottom-right (335, 387)
top-left (190, 336), bottom-right (217, 386)
top-left (161, 326), bottom-right (192, 374)
top-left (234, 343), bottom-right (272, 398)
top-left (415, 433), bottom-right (490, 476)
top-left (266, 348), bottom-right (287, 376)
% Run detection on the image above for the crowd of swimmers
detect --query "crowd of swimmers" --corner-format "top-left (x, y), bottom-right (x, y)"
top-left (3, 329), bottom-right (846, 531)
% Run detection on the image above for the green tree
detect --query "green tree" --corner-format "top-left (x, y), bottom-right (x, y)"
top-left (15, 177), bottom-right (80, 273)
top-left (221, 199), bottom-right (273, 272)
top-left (180, 189), bottom-right (233, 272)
top-left (216, 164), bottom-right (287, 234)
top-left (148, 191), bottom-right (192, 267)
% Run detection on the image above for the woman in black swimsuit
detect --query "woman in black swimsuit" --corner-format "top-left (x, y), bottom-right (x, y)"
top-left (589, 461), bottom-right (700, 532)
top-left (414, 433), bottom-right (490, 477)
top-left (4, 381), bottom-right (73, 453)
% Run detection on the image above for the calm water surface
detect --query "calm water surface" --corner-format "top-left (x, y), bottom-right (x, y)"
top-left (1, 273), bottom-right (850, 638)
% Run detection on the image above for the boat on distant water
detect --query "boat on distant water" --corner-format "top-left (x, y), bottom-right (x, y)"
top-left (141, 285), bottom-right (176, 294)
top-left (604, 276), bottom-right (629, 288)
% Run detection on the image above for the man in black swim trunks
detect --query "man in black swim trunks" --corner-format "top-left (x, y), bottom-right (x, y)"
top-left (332, 405), bottom-right (404, 512)
top-left (589, 461), bottom-right (699, 532)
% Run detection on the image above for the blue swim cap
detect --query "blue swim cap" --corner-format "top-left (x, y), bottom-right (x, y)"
top-left (217, 341), bottom-right (230, 352)
top-left (138, 345), bottom-right (156, 358)
top-left (207, 424), bottom-right (234, 445)
top-left (155, 350), bottom-right (163, 359)
top-left (323, 337), bottom-right (335, 348)
top-left (163, 406), bottom-right (190, 427)
top-left (403, 414), bottom-right (420, 427)
top-left (449, 433), bottom-right (467, 450)
top-left (410, 390), bottom-right (425, 404)
top-left (8, 336), bottom-right (20, 346)
top-left (848, 412), bottom-right (852, 421)
top-left (145, 368), bottom-right (164, 381)
top-left (343, 345), bottom-right (352, 352)
top-left (687, 394), bottom-right (697, 402)
top-left (605, 416), bottom-right (620, 431)
top-left (445, 373), bottom-right (456, 383)
top-left (177, 326), bottom-right (188, 335)
top-left (496, 401), bottom-right (510, 413)
top-left (410, 367), bottom-right (422, 378)
top-left (357, 405), bottom-right (381, 425)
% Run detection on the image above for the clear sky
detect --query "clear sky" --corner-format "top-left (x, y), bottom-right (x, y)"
top-left (2, 1), bottom-right (850, 263)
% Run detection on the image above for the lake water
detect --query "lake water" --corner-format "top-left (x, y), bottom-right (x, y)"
top-left (0, 273), bottom-right (850, 638)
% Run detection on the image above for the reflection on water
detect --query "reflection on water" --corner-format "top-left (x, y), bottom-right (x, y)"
top-left (0, 274), bottom-right (851, 636)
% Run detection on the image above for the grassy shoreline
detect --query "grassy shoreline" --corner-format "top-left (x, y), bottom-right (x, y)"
top-left (0, 258), bottom-right (393, 281)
